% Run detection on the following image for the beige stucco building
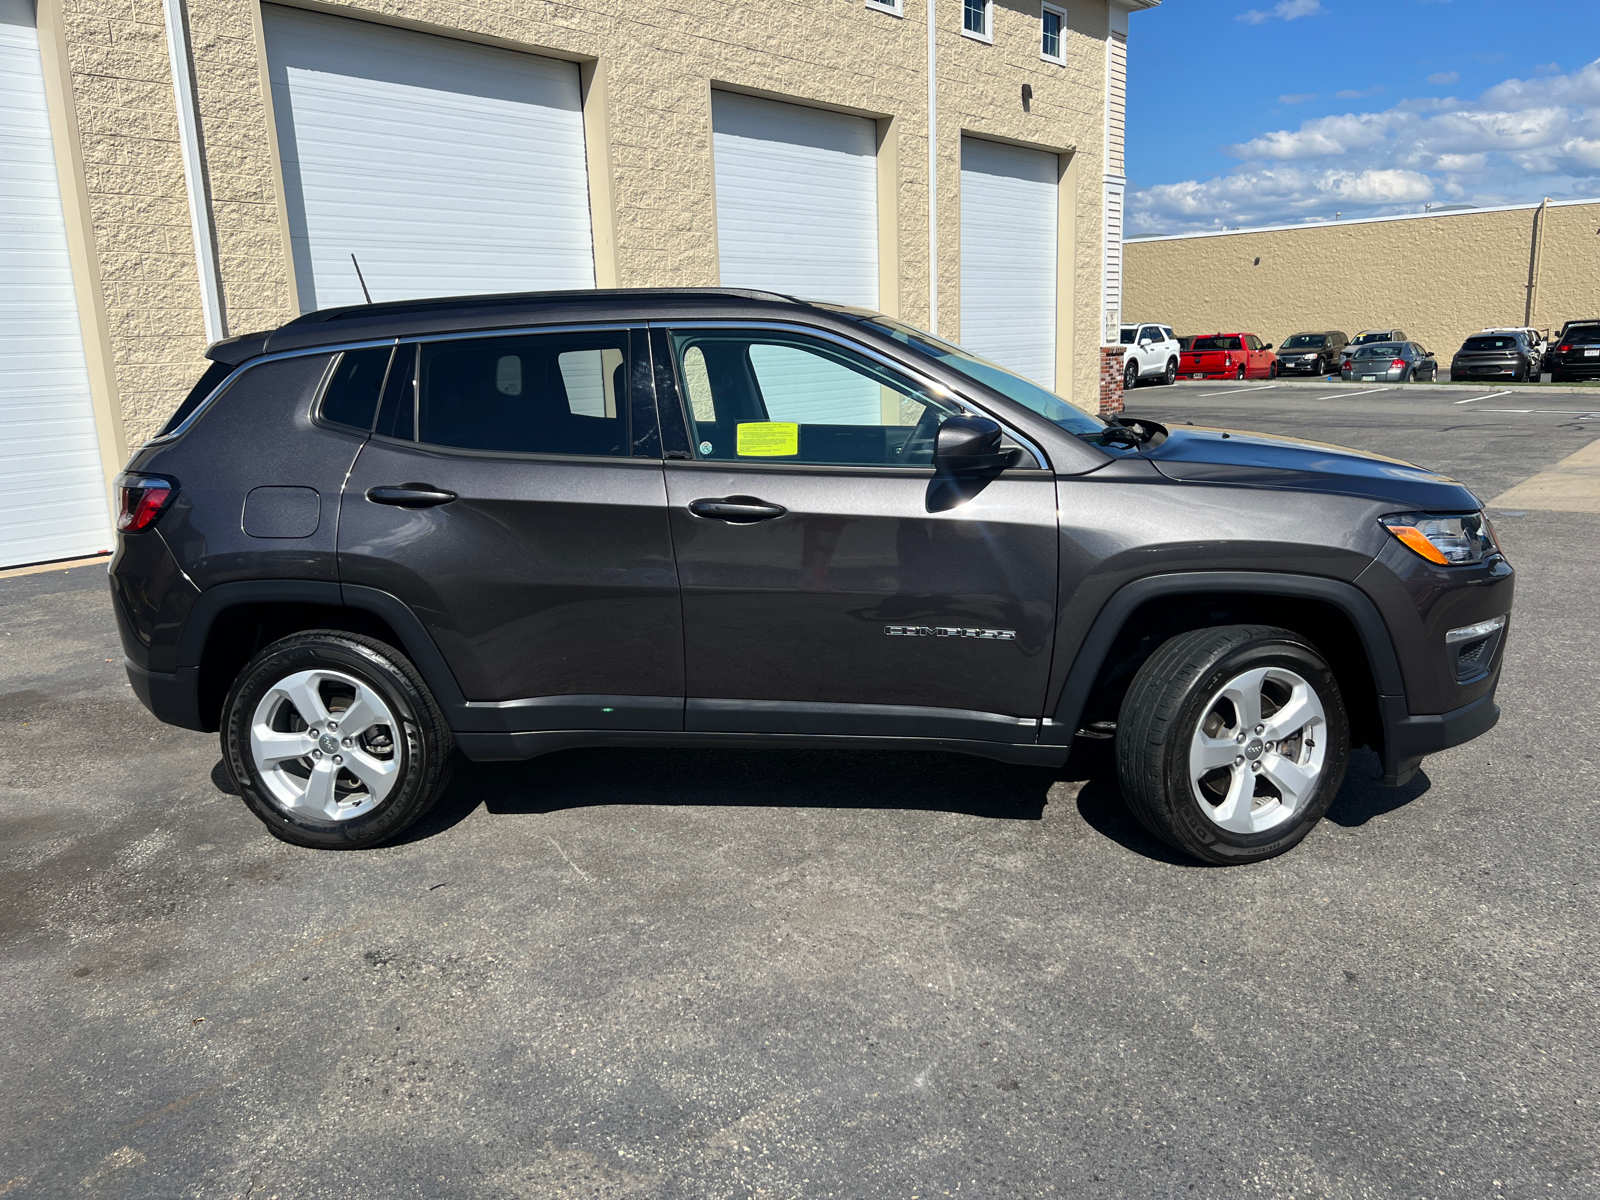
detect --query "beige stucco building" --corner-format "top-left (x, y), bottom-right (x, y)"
top-left (2, 0), bottom-right (1158, 569)
top-left (1124, 198), bottom-right (1600, 361)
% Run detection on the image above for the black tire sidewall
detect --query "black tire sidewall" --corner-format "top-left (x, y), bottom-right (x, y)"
top-left (1159, 639), bottom-right (1350, 863)
top-left (1125, 360), bottom-right (1139, 388)
top-left (222, 636), bottom-right (441, 849)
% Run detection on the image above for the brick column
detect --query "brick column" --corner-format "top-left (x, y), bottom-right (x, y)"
top-left (1099, 346), bottom-right (1126, 416)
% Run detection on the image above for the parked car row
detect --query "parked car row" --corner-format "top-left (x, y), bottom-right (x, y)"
top-left (1128, 316), bottom-right (1600, 388)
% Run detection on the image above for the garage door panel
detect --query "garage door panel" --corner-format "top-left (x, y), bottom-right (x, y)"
top-left (0, 0), bottom-right (112, 568)
top-left (264, 4), bottom-right (595, 312)
top-left (960, 138), bottom-right (1059, 390)
top-left (712, 91), bottom-right (878, 308)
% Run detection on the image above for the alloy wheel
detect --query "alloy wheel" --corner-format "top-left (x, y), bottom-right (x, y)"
top-left (1124, 359), bottom-right (1139, 390)
top-left (249, 668), bottom-right (401, 821)
top-left (1187, 665), bottom-right (1328, 835)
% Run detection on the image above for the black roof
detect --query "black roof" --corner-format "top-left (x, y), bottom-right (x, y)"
top-left (206, 287), bottom-right (834, 365)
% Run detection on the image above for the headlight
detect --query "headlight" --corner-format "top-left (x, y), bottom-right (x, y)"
top-left (1379, 511), bottom-right (1501, 565)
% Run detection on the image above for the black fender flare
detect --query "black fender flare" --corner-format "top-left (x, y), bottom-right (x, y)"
top-left (175, 579), bottom-right (469, 715)
top-left (1044, 571), bottom-right (1405, 743)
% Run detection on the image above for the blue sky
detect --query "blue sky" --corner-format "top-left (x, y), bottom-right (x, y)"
top-left (1125, 0), bottom-right (1600, 234)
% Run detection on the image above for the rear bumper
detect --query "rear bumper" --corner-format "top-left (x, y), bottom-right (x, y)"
top-left (1378, 684), bottom-right (1500, 787)
top-left (125, 659), bottom-right (205, 731)
top-left (1551, 360), bottom-right (1600, 377)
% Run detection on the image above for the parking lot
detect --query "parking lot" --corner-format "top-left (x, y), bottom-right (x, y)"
top-left (3, 383), bottom-right (1597, 1199)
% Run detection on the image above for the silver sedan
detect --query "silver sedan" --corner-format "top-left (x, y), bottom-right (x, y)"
top-left (1340, 341), bottom-right (1438, 383)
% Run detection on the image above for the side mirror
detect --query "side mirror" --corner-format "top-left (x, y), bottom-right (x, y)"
top-left (934, 414), bottom-right (1017, 475)
top-left (1263, 343), bottom-right (1274, 350)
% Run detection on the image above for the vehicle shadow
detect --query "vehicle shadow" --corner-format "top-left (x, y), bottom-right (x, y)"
top-left (398, 746), bottom-right (1060, 843)
top-left (1323, 748), bottom-right (1432, 826)
top-left (1061, 739), bottom-right (1202, 867)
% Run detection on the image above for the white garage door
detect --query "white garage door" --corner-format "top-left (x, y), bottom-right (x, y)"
top-left (712, 92), bottom-right (878, 308)
top-left (959, 138), bottom-right (1059, 389)
top-left (263, 5), bottom-right (595, 313)
top-left (0, 0), bottom-right (112, 568)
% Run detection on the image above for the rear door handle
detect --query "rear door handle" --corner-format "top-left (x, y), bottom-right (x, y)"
top-left (687, 497), bottom-right (787, 523)
top-left (366, 483), bottom-right (457, 508)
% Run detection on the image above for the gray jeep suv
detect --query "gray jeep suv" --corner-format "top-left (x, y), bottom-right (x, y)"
top-left (110, 289), bottom-right (1513, 864)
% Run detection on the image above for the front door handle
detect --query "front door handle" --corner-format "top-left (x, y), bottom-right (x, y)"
top-left (366, 483), bottom-right (457, 508)
top-left (687, 496), bottom-right (787, 523)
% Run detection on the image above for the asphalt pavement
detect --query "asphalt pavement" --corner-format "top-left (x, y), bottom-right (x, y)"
top-left (2, 384), bottom-right (1597, 1198)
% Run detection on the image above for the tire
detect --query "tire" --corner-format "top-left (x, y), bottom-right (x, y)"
top-left (221, 631), bottom-right (454, 849)
top-left (1162, 359), bottom-right (1178, 386)
top-left (1235, 365), bottom-right (1246, 381)
top-left (1124, 358), bottom-right (1139, 390)
top-left (1268, 361), bottom-right (1279, 380)
top-left (1115, 625), bottom-right (1351, 865)
top-left (1399, 368), bottom-right (1411, 384)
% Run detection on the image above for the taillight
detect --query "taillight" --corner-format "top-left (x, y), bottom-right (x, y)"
top-left (115, 473), bottom-right (176, 532)
top-left (1560, 344), bottom-right (1571, 352)
top-left (1391, 358), bottom-right (1407, 368)
top-left (1223, 355), bottom-right (1233, 366)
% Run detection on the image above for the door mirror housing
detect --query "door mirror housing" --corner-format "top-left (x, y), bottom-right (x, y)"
top-left (934, 414), bottom-right (1017, 475)
top-left (1263, 343), bottom-right (1274, 351)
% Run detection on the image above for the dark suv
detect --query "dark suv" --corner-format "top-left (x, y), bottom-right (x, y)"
top-left (1547, 320), bottom-right (1600, 381)
top-left (1277, 331), bottom-right (1348, 376)
top-left (111, 289), bottom-right (1513, 865)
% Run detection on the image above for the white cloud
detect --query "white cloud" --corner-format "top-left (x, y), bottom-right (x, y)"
top-left (1131, 58), bottom-right (1600, 233)
top-left (1237, 0), bottom-right (1324, 25)
top-left (1279, 93), bottom-right (1318, 104)
top-left (1428, 71), bottom-right (1459, 85)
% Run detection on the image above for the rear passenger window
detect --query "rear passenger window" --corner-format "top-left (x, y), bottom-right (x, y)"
top-left (319, 346), bottom-right (393, 431)
top-left (406, 331), bottom-right (631, 456)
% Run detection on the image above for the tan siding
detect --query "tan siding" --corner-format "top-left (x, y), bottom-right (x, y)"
top-left (1124, 201), bottom-right (1600, 358)
top-left (55, 0), bottom-right (1120, 443)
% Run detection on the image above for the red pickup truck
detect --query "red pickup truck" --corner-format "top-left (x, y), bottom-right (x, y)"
top-left (1180, 333), bottom-right (1279, 381)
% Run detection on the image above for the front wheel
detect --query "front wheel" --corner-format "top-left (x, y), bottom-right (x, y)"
top-left (1115, 625), bottom-right (1350, 865)
top-left (1124, 358), bottom-right (1139, 390)
top-left (1268, 361), bottom-right (1279, 380)
top-left (222, 631), bottom-right (454, 849)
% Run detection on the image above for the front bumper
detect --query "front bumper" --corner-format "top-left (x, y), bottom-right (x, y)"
top-left (1379, 684), bottom-right (1500, 787)
top-left (1278, 359), bottom-right (1328, 374)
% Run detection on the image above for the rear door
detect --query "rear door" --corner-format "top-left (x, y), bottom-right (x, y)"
top-left (338, 325), bottom-right (683, 730)
top-left (654, 324), bottom-right (1059, 743)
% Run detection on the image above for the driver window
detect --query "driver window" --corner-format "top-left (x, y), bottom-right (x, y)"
top-left (669, 331), bottom-right (963, 466)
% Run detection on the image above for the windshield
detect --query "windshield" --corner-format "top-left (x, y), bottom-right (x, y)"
top-left (1283, 334), bottom-right (1326, 349)
top-left (1191, 336), bottom-right (1242, 351)
top-left (1463, 336), bottom-right (1517, 352)
top-left (1354, 331), bottom-right (1396, 344)
top-left (853, 314), bottom-right (1106, 435)
top-left (1353, 343), bottom-right (1402, 358)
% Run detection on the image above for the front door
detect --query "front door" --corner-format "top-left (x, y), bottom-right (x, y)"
top-left (653, 325), bottom-right (1059, 743)
top-left (339, 326), bottom-right (682, 731)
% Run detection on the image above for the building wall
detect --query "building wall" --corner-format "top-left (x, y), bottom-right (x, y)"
top-left (48, 0), bottom-right (1122, 452)
top-left (1124, 199), bottom-right (1600, 359)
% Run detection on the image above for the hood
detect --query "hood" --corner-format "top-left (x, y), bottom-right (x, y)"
top-left (1141, 425), bottom-right (1483, 509)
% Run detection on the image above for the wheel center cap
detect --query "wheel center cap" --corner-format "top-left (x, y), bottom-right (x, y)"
top-left (318, 733), bottom-right (340, 754)
top-left (1244, 737), bottom-right (1265, 761)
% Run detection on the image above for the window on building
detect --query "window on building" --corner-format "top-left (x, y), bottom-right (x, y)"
top-left (865, 0), bottom-right (903, 15)
top-left (1041, 4), bottom-right (1066, 63)
top-left (963, 0), bottom-right (992, 41)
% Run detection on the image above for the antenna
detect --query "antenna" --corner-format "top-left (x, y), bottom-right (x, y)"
top-left (351, 253), bottom-right (373, 304)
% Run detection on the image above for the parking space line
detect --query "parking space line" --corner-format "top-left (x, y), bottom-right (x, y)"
top-left (1198, 384), bottom-right (1279, 397)
top-left (1331, 388), bottom-right (1389, 398)
top-left (1478, 408), bottom-right (1600, 416)
top-left (1453, 391), bottom-right (1512, 405)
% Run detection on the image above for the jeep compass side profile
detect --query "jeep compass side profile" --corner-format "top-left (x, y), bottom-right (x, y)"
top-left (111, 289), bottom-right (1513, 864)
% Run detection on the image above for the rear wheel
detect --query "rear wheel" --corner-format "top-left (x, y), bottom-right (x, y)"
top-left (1235, 365), bottom-right (1246, 380)
top-left (1163, 359), bottom-right (1178, 386)
top-left (1124, 358), bottom-right (1139, 390)
top-left (222, 631), bottom-right (454, 849)
top-left (1115, 625), bottom-right (1350, 865)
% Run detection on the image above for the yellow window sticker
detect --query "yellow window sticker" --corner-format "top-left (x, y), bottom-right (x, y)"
top-left (736, 422), bottom-right (799, 457)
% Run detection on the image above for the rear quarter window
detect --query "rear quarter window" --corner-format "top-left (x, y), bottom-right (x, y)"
top-left (157, 361), bottom-right (234, 437)
top-left (318, 347), bottom-right (394, 432)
